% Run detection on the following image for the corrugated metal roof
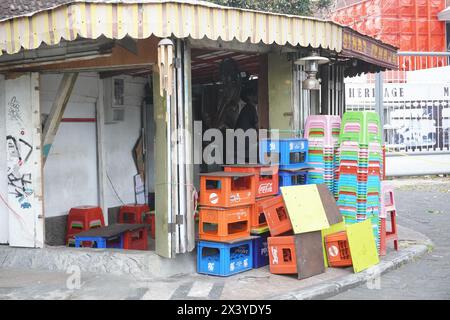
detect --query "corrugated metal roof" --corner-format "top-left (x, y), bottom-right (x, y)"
top-left (0, 0), bottom-right (344, 56)
top-left (0, 1), bottom-right (73, 21)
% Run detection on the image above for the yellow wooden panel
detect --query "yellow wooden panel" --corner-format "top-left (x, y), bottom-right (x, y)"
top-left (347, 220), bottom-right (380, 273)
top-left (321, 222), bottom-right (346, 268)
top-left (281, 185), bottom-right (330, 234)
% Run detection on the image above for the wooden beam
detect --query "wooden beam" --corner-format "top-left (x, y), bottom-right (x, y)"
top-left (42, 73), bottom-right (78, 165)
top-left (1, 37), bottom-right (159, 73)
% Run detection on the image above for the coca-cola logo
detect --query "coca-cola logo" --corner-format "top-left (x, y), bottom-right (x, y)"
top-left (258, 183), bottom-right (273, 194)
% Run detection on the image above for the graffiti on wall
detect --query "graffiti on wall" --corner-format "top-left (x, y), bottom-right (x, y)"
top-left (6, 96), bottom-right (34, 210)
top-left (7, 96), bottom-right (23, 122)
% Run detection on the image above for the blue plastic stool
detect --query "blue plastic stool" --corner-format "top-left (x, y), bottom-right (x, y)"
top-left (74, 235), bottom-right (124, 249)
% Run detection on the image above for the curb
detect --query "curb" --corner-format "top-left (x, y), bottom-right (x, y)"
top-left (269, 241), bottom-right (433, 300)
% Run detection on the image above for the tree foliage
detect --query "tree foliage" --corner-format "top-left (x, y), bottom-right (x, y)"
top-left (207, 0), bottom-right (333, 16)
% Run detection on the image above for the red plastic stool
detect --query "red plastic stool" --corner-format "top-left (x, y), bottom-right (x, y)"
top-left (66, 206), bottom-right (105, 246)
top-left (119, 204), bottom-right (151, 224)
top-left (143, 211), bottom-right (156, 239)
top-left (123, 226), bottom-right (149, 250)
top-left (379, 183), bottom-right (399, 256)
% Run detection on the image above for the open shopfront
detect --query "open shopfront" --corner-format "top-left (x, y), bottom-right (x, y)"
top-left (0, 1), bottom-right (397, 260)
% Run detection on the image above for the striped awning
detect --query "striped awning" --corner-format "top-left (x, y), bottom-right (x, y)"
top-left (0, 0), bottom-right (344, 57)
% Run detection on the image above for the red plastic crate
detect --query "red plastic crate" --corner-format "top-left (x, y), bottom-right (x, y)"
top-left (223, 165), bottom-right (279, 199)
top-left (199, 206), bottom-right (251, 242)
top-left (260, 196), bottom-right (293, 237)
top-left (325, 231), bottom-right (353, 268)
top-left (268, 236), bottom-right (298, 274)
top-left (250, 196), bottom-right (271, 233)
top-left (199, 172), bottom-right (256, 208)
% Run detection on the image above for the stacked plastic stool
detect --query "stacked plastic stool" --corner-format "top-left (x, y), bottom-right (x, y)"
top-left (66, 206), bottom-right (105, 246)
top-left (379, 182), bottom-right (399, 256)
top-left (119, 204), bottom-right (155, 239)
top-left (304, 115), bottom-right (341, 198)
top-left (197, 172), bottom-right (255, 276)
top-left (336, 111), bottom-right (383, 249)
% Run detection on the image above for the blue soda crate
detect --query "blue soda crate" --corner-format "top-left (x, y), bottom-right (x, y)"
top-left (197, 240), bottom-right (253, 277)
top-left (260, 139), bottom-right (309, 168)
top-left (252, 233), bottom-right (270, 269)
top-left (259, 139), bottom-right (280, 165)
top-left (279, 170), bottom-right (308, 191)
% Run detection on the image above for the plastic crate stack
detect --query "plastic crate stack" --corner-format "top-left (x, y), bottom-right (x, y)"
top-left (336, 111), bottom-right (383, 249)
top-left (223, 165), bottom-right (280, 269)
top-left (304, 116), bottom-right (341, 198)
top-left (259, 138), bottom-right (310, 191)
top-left (197, 166), bottom-right (279, 277)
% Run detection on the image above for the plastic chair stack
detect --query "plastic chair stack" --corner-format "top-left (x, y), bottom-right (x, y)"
top-left (304, 116), bottom-right (341, 198)
top-left (336, 112), bottom-right (383, 249)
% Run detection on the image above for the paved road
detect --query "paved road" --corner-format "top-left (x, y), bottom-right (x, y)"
top-left (330, 179), bottom-right (450, 300)
top-left (0, 178), bottom-right (448, 300)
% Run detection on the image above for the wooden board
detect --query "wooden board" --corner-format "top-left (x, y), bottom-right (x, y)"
top-left (347, 220), bottom-right (380, 273)
top-left (321, 222), bottom-right (346, 268)
top-left (76, 224), bottom-right (148, 238)
top-left (317, 184), bottom-right (343, 226)
top-left (281, 185), bottom-right (330, 235)
top-left (294, 231), bottom-right (326, 280)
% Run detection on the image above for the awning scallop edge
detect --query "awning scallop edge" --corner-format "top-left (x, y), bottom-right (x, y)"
top-left (0, 1), bottom-right (344, 56)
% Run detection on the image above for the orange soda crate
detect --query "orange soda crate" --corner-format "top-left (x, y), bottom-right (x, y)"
top-left (249, 196), bottom-right (272, 233)
top-left (260, 195), bottom-right (293, 237)
top-left (199, 172), bottom-right (256, 208)
top-left (325, 231), bottom-right (352, 267)
top-left (199, 206), bottom-right (251, 242)
top-left (268, 236), bottom-right (298, 274)
top-left (223, 165), bottom-right (279, 198)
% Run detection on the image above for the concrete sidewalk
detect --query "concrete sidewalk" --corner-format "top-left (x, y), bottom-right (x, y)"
top-left (0, 224), bottom-right (432, 300)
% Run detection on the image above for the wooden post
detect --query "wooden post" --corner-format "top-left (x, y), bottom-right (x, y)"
top-left (184, 40), bottom-right (195, 253)
top-left (42, 73), bottom-right (78, 165)
top-left (153, 70), bottom-right (173, 258)
top-left (96, 78), bottom-right (108, 224)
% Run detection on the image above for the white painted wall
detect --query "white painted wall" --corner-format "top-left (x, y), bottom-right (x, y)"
top-left (0, 75), bottom-right (8, 244)
top-left (103, 77), bottom-right (146, 208)
top-left (41, 73), bottom-right (147, 218)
